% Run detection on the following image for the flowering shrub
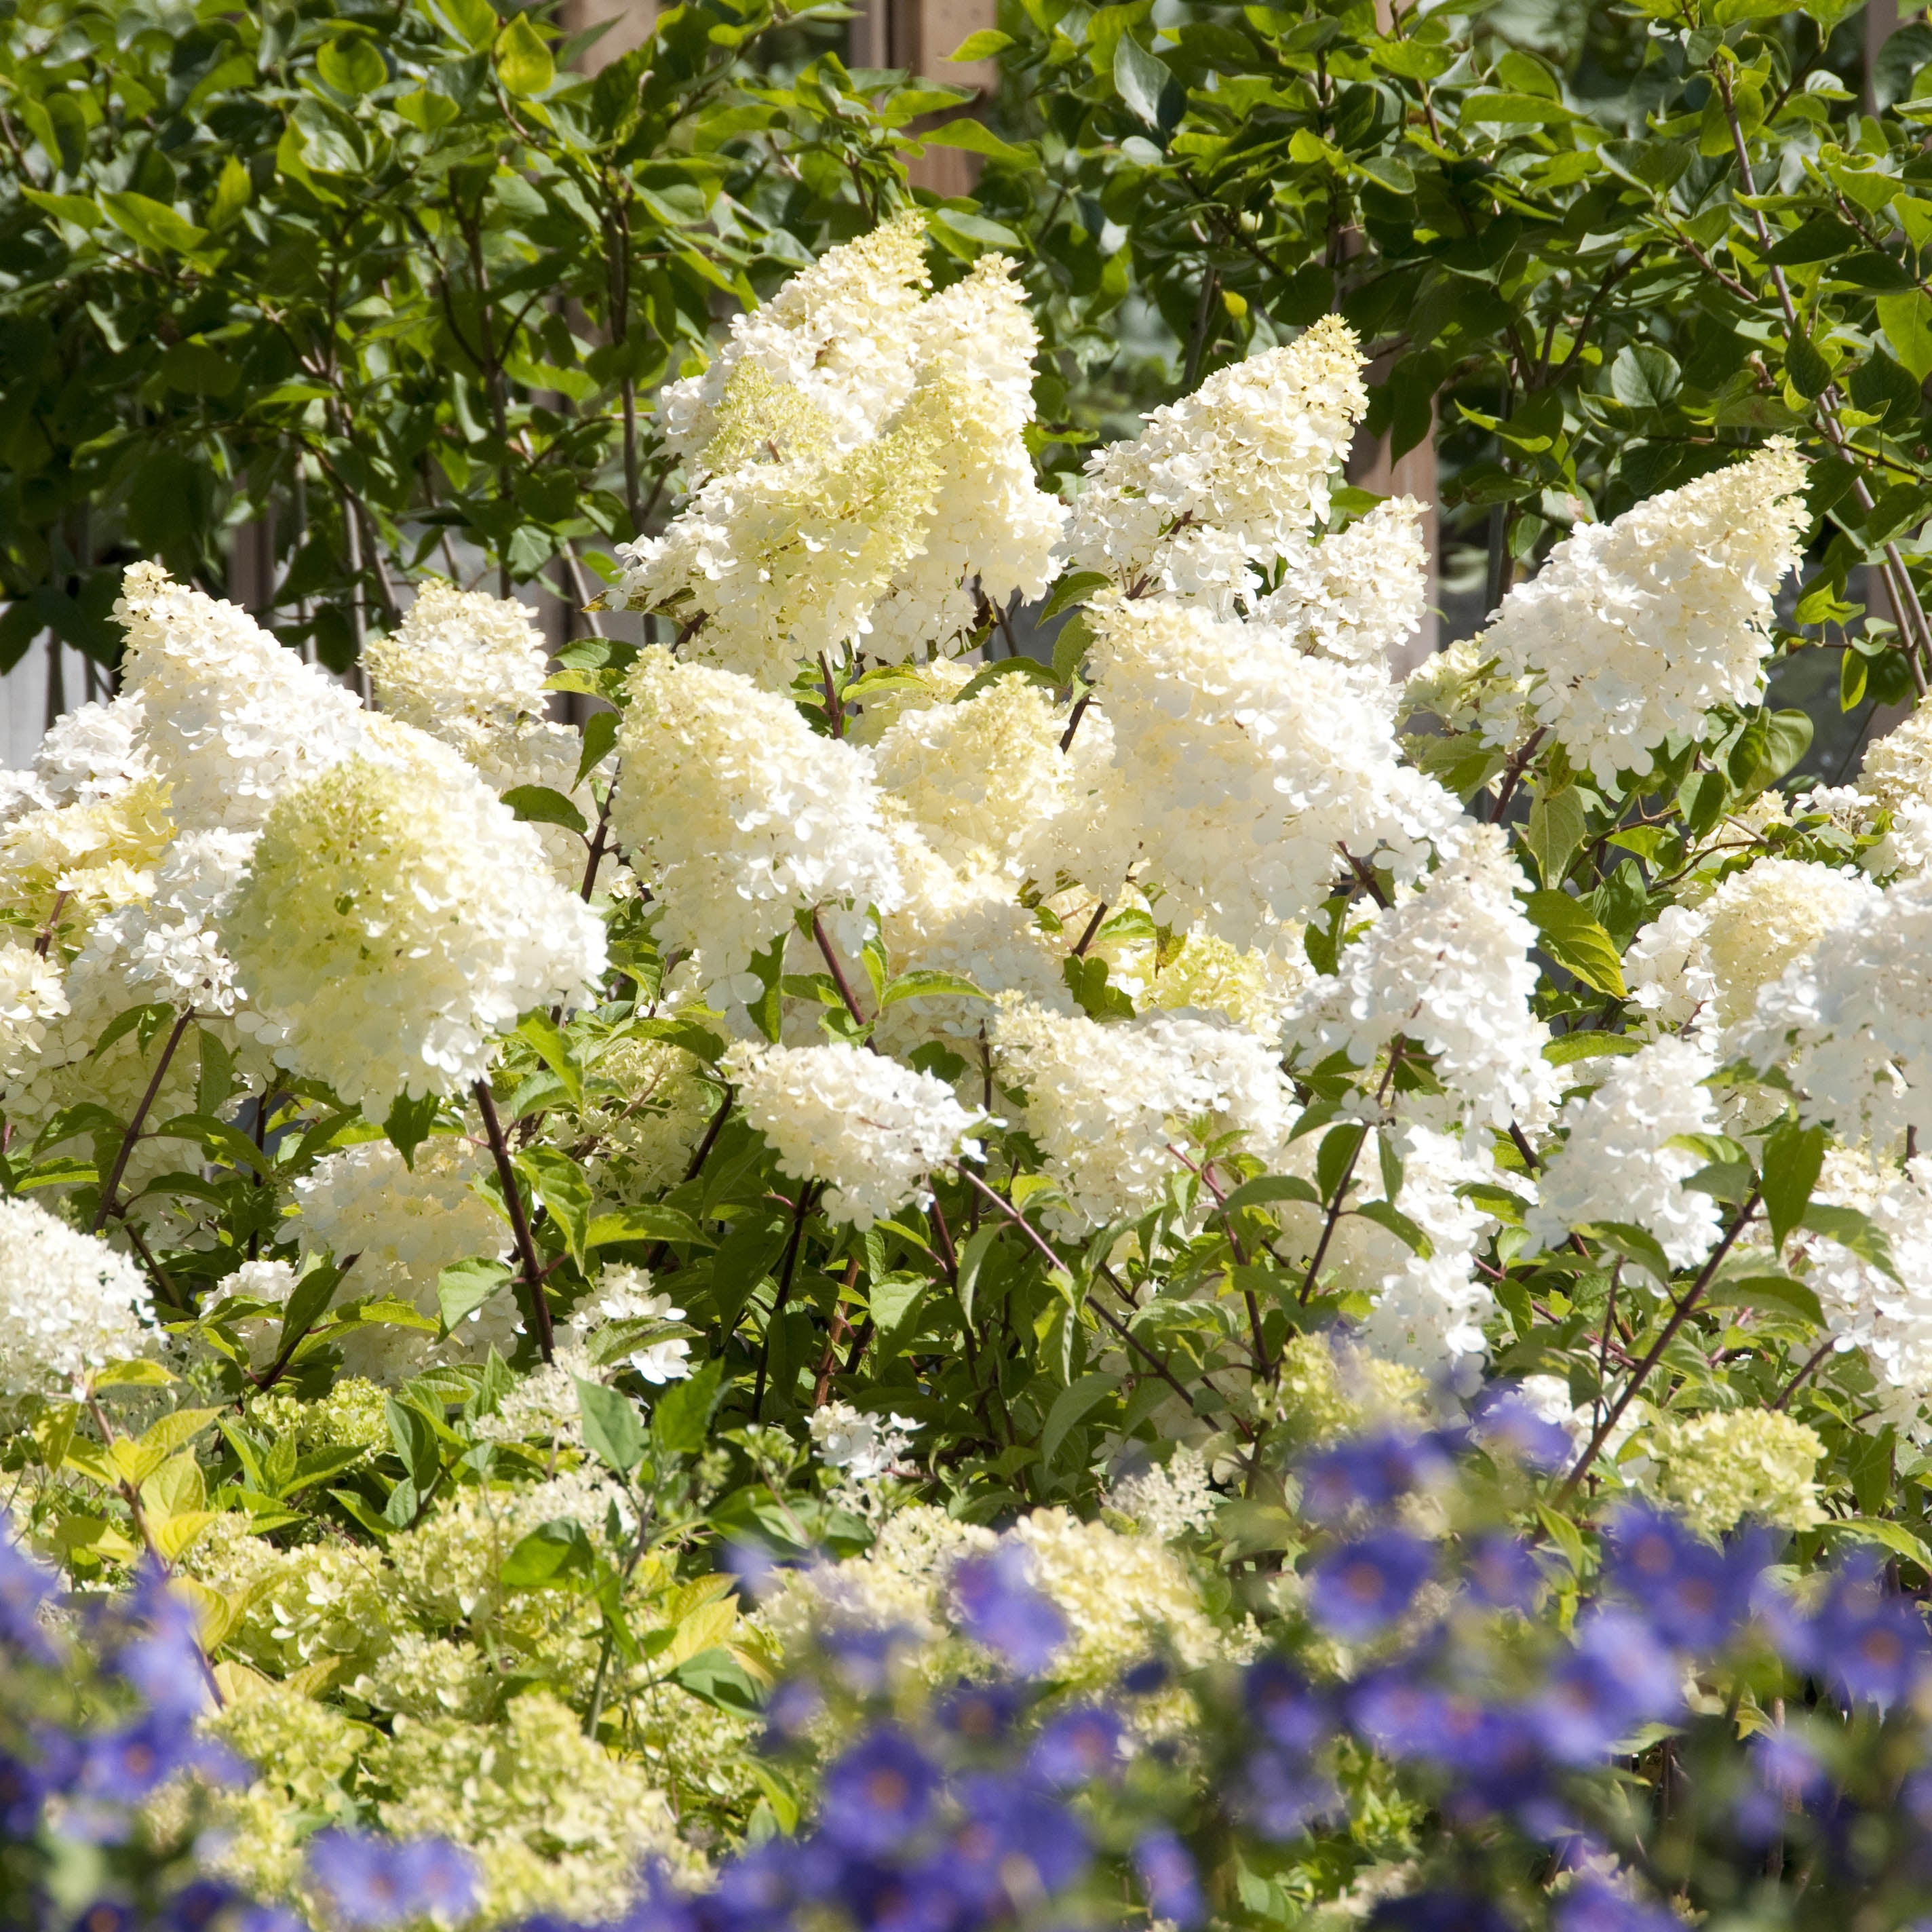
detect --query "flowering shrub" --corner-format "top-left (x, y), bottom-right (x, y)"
top-left (3, 212), bottom-right (1932, 1926)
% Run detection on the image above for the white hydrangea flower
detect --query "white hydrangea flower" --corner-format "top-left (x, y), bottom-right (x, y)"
top-left (1647, 1408), bottom-right (1825, 1535)
top-left (658, 211), bottom-right (933, 461)
top-left (293, 1135), bottom-right (514, 1382)
top-left (1621, 904), bottom-right (1716, 1032)
top-left (33, 694), bottom-right (152, 805)
top-left (610, 648), bottom-right (902, 1001)
top-left (1526, 1036), bottom-right (1723, 1267)
top-left (1401, 634), bottom-right (1537, 746)
top-left (1283, 822), bottom-right (1558, 1136)
top-left (1701, 857), bottom-right (1880, 1030)
top-left (366, 580), bottom-right (554, 751)
top-left (1856, 700), bottom-right (1932, 878)
top-left (868, 674), bottom-right (1090, 881)
top-left (1108, 1444), bottom-right (1218, 1541)
top-left (724, 1039), bottom-right (985, 1229)
top-left (114, 562), bottom-right (368, 832)
top-left (809, 1402), bottom-right (919, 1480)
top-left (212, 1257), bottom-right (301, 1368)
top-left (1480, 441), bottom-right (1809, 787)
top-left (1792, 1148), bottom-right (1932, 1433)
top-left (1085, 594), bottom-right (1463, 945)
top-left (624, 223), bottom-right (1061, 683)
top-left (0, 938), bottom-right (68, 1075)
top-left (224, 720), bottom-right (607, 1114)
top-left (1066, 316), bottom-right (1368, 609)
top-left (573, 1262), bottom-right (693, 1385)
top-left (1273, 1121), bottom-right (1504, 1369)
top-left (990, 1002), bottom-right (1298, 1233)
top-left (1251, 497), bottom-right (1429, 669)
top-left (0, 1197), bottom-right (153, 1395)
top-left (1735, 868), bottom-right (1932, 1147)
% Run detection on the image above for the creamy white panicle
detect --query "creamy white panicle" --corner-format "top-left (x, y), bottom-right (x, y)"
top-left (1252, 497), bottom-right (1429, 670)
top-left (115, 562), bottom-right (367, 832)
top-left (725, 1039), bottom-right (986, 1230)
top-left (1066, 315), bottom-right (1368, 609)
top-left (0, 939), bottom-right (67, 1077)
top-left (1274, 1121), bottom-right (1503, 1369)
top-left (1085, 594), bottom-right (1463, 946)
top-left (365, 579), bottom-right (554, 751)
top-left (1796, 1148), bottom-right (1932, 1433)
top-left (1622, 904), bottom-right (1718, 1032)
top-left (572, 1262), bottom-right (693, 1385)
top-left (1284, 822), bottom-right (1558, 1137)
top-left (1481, 440), bottom-right (1809, 788)
top-left (810, 1402), bottom-right (920, 1481)
top-left (621, 220), bottom-right (1061, 684)
top-left (990, 1003), bottom-right (1297, 1233)
top-left (1701, 858), bottom-right (1880, 1031)
top-left (1857, 699), bottom-right (1932, 878)
top-left (0, 1197), bottom-right (153, 1395)
top-left (1527, 1036), bottom-right (1723, 1268)
top-left (224, 720), bottom-right (607, 1115)
top-left (610, 648), bottom-right (901, 1003)
top-left (1736, 868), bottom-right (1932, 1148)
top-left (33, 695), bottom-right (151, 807)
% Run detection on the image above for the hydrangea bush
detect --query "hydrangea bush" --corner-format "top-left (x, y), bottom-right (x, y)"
top-left (4, 212), bottom-right (1932, 1928)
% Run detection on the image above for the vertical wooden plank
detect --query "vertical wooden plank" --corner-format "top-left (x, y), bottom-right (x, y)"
top-left (558, 0), bottom-right (658, 72)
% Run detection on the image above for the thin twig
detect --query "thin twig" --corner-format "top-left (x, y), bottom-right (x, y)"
top-left (94, 1009), bottom-right (195, 1235)
top-left (752, 1183), bottom-right (817, 1419)
top-left (811, 912), bottom-right (878, 1049)
top-left (474, 1079), bottom-right (556, 1361)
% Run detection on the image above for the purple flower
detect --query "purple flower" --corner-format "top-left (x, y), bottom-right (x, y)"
top-left (1133, 1830), bottom-right (1205, 1930)
top-left (1028, 1705), bottom-right (1123, 1787)
top-left (167, 1880), bottom-right (242, 1931)
top-left (1555, 1879), bottom-right (1682, 1932)
top-left (820, 1729), bottom-right (939, 1857)
top-left (1240, 1746), bottom-right (1340, 1838)
top-left (78, 1714), bottom-right (195, 1804)
top-left (821, 1622), bottom-right (917, 1695)
top-left (307, 1832), bottom-right (478, 1930)
top-left (1808, 1562), bottom-right (1932, 1709)
top-left (1121, 1657), bottom-right (1169, 1695)
top-left (763, 1676), bottom-right (824, 1745)
top-left (1309, 1530), bottom-right (1435, 1640)
top-left (947, 1773), bottom-right (1089, 1904)
top-left (1349, 1671), bottom-right (1448, 1759)
top-left (1471, 1388), bottom-right (1572, 1472)
top-left (69, 1906), bottom-right (138, 1932)
top-left (0, 1525), bottom-right (57, 1662)
top-left (1300, 1431), bottom-right (1452, 1522)
top-left (1530, 1609), bottom-right (1681, 1764)
top-left (938, 1682), bottom-right (1022, 1745)
top-left (1372, 1892), bottom-right (1514, 1932)
top-left (1463, 1532), bottom-right (1541, 1612)
top-left (1735, 1728), bottom-right (1827, 1843)
top-left (1603, 1507), bottom-right (1764, 1652)
top-left (1246, 1658), bottom-right (1330, 1756)
top-left (952, 1543), bottom-right (1067, 1675)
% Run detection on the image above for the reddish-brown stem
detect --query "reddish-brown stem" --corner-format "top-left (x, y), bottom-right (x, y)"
top-left (473, 1078), bottom-right (556, 1361)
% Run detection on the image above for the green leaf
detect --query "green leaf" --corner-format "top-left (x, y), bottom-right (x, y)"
top-left (518, 1010), bottom-right (583, 1107)
top-left (22, 188), bottom-right (99, 231)
top-left (501, 1517), bottom-right (596, 1589)
top-left (947, 27), bottom-right (1015, 58)
top-left (1577, 1220), bottom-right (1672, 1286)
top-left (879, 968), bottom-right (989, 1009)
top-left (1352, 1199), bottom-right (1434, 1258)
top-left (1042, 572), bottom-right (1111, 623)
top-left (383, 1091), bottom-right (441, 1167)
top-left (917, 120), bottom-right (1033, 170)
top-left (501, 785), bottom-right (588, 835)
top-left (1877, 290), bottom-right (1932, 383)
top-left (955, 1223), bottom-right (1001, 1326)
top-left (317, 35), bottom-right (388, 94)
top-left (1524, 891), bottom-right (1627, 998)
top-left (385, 1396), bottom-right (440, 1488)
top-left (1785, 326), bottom-right (1833, 401)
top-left (1041, 1371), bottom-right (1119, 1466)
top-left (1524, 786), bottom-right (1587, 887)
top-left (586, 1205), bottom-right (707, 1249)
top-left (425, 0), bottom-right (499, 45)
top-left (927, 208), bottom-right (1023, 252)
top-left (516, 1147), bottom-right (593, 1269)
top-left (576, 709), bottom-right (619, 788)
top-left (1801, 1202), bottom-right (1903, 1283)
top-left (1610, 345), bottom-right (1682, 410)
top-left (496, 13), bottom-right (557, 95)
top-left (1703, 1273), bottom-right (1824, 1324)
top-left (438, 1257), bottom-right (511, 1336)
top-left (575, 1378), bottom-right (647, 1476)
top-left (1727, 708), bottom-right (1813, 796)
top-left (100, 191), bottom-right (208, 256)
top-left (276, 1263), bottom-right (346, 1358)
top-left (1316, 1122), bottom-right (1367, 1205)
top-left (1825, 1517), bottom-right (1932, 1574)
top-left (1113, 34), bottom-right (1173, 128)
top-left (1216, 1174), bottom-right (1322, 1216)
top-left (1760, 1119), bottom-right (1826, 1250)
top-left (653, 1359), bottom-right (722, 1455)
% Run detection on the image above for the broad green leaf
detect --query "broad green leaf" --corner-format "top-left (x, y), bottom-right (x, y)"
top-left (318, 35), bottom-right (388, 94)
top-left (576, 709), bottom-right (619, 787)
top-left (575, 1378), bottom-right (647, 1476)
top-left (385, 1396), bottom-right (440, 1488)
top-left (1041, 1371), bottom-right (1119, 1465)
top-left (916, 120), bottom-right (1032, 170)
top-left (947, 28), bottom-right (1015, 58)
top-left (586, 1205), bottom-right (706, 1249)
top-left (1216, 1174), bottom-right (1323, 1215)
top-left (879, 969), bottom-right (989, 1009)
top-left (518, 1010), bottom-right (582, 1107)
top-left (1609, 345), bottom-right (1681, 410)
top-left (437, 1257), bottom-right (511, 1336)
top-left (1577, 1220), bottom-right (1673, 1286)
top-left (1524, 891), bottom-right (1627, 998)
top-left (1352, 1199), bottom-right (1434, 1258)
top-left (137, 1408), bottom-right (221, 1455)
top-left (276, 1263), bottom-right (347, 1358)
top-left (496, 13), bottom-right (557, 95)
top-left (1524, 785), bottom-right (1587, 887)
top-left (1760, 1119), bottom-right (1826, 1250)
top-left (1877, 290), bottom-right (1932, 383)
top-left (100, 191), bottom-right (208, 256)
top-left (1703, 1274), bottom-right (1824, 1324)
top-left (515, 1146), bottom-right (593, 1268)
top-left (1114, 34), bottom-right (1172, 128)
top-left (1801, 1202), bottom-right (1903, 1283)
top-left (383, 1091), bottom-right (441, 1167)
top-left (653, 1359), bottom-right (722, 1455)
top-left (501, 1517), bottom-right (596, 1589)
top-left (502, 785), bottom-right (588, 835)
